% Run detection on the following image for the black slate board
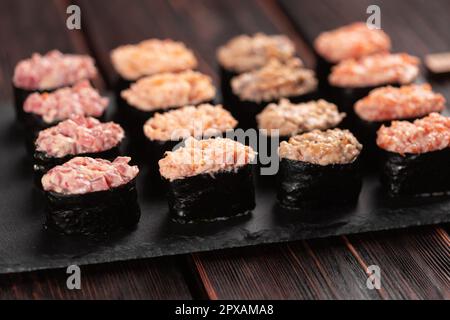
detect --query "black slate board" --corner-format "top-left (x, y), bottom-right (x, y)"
top-left (0, 100), bottom-right (449, 274)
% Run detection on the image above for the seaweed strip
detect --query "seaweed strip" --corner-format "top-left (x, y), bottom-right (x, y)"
top-left (277, 158), bottom-right (362, 209)
top-left (164, 164), bottom-right (255, 223)
top-left (379, 148), bottom-right (450, 197)
top-left (44, 178), bottom-right (141, 235)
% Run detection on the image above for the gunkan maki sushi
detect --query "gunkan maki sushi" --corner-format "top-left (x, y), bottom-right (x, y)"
top-left (354, 84), bottom-right (446, 151)
top-left (143, 104), bottom-right (237, 173)
top-left (159, 137), bottom-right (256, 223)
top-left (13, 50), bottom-right (98, 121)
top-left (313, 22), bottom-right (391, 90)
top-left (216, 33), bottom-right (296, 101)
top-left (110, 38), bottom-right (198, 98)
top-left (328, 53), bottom-right (420, 114)
top-left (33, 115), bottom-right (125, 184)
top-left (376, 113), bottom-right (450, 197)
top-left (277, 129), bottom-right (363, 209)
top-left (257, 98), bottom-right (345, 140)
top-left (256, 98), bottom-right (345, 167)
top-left (21, 80), bottom-right (109, 147)
top-left (41, 156), bottom-right (140, 235)
top-left (119, 70), bottom-right (216, 141)
top-left (230, 58), bottom-right (318, 129)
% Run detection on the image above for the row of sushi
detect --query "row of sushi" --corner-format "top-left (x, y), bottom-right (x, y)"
top-left (10, 22), bottom-right (450, 235)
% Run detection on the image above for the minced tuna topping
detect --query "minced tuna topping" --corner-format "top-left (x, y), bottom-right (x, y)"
top-left (329, 53), bottom-right (420, 88)
top-left (376, 113), bottom-right (450, 154)
top-left (355, 84), bottom-right (446, 122)
top-left (231, 58), bottom-right (317, 103)
top-left (144, 104), bottom-right (237, 141)
top-left (42, 156), bottom-right (139, 195)
top-left (111, 39), bottom-right (198, 80)
top-left (279, 129), bottom-right (362, 166)
top-left (23, 81), bottom-right (108, 124)
top-left (13, 50), bottom-right (97, 90)
top-left (36, 116), bottom-right (124, 158)
top-left (159, 137), bottom-right (256, 181)
top-left (121, 71), bottom-right (216, 111)
top-left (217, 33), bottom-right (296, 73)
top-left (314, 22), bottom-right (391, 63)
top-left (257, 98), bottom-right (345, 136)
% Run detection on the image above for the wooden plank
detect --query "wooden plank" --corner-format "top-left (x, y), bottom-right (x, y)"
top-left (0, 257), bottom-right (192, 299)
top-left (0, 0), bottom-right (192, 299)
top-left (345, 227), bottom-right (450, 299)
top-left (191, 240), bottom-right (380, 299)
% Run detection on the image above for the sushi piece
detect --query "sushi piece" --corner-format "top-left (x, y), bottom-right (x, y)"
top-left (277, 129), bottom-right (363, 209)
top-left (354, 84), bottom-right (446, 151)
top-left (376, 113), bottom-right (450, 196)
top-left (143, 104), bottom-right (237, 173)
top-left (159, 137), bottom-right (256, 223)
top-left (216, 33), bottom-right (296, 100)
top-left (328, 53), bottom-right (420, 114)
top-left (256, 98), bottom-right (345, 165)
top-left (13, 50), bottom-right (97, 121)
top-left (111, 39), bottom-right (197, 95)
top-left (21, 80), bottom-right (109, 147)
top-left (33, 115), bottom-right (125, 184)
top-left (257, 98), bottom-right (345, 139)
top-left (119, 70), bottom-right (216, 141)
top-left (313, 22), bottom-right (391, 89)
top-left (41, 156), bottom-right (140, 235)
top-left (230, 58), bottom-right (318, 129)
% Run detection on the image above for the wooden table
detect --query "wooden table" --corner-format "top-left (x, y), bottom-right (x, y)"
top-left (0, 0), bottom-right (449, 300)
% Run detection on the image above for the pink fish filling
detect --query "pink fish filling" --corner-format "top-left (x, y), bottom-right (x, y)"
top-left (42, 157), bottom-right (139, 195)
top-left (36, 116), bottom-right (124, 158)
top-left (376, 113), bottom-right (450, 154)
top-left (23, 81), bottom-right (109, 124)
top-left (13, 50), bottom-right (97, 90)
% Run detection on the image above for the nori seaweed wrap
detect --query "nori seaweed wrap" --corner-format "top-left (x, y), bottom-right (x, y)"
top-left (42, 157), bottom-right (140, 235)
top-left (277, 158), bottom-right (362, 209)
top-left (45, 178), bottom-right (140, 235)
top-left (277, 129), bottom-right (363, 209)
top-left (159, 137), bottom-right (256, 223)
top-left (376, 113), bottom-right (450, 197)
top-left (379, 148), bottom-right (450, 197)
top-left (164, 165), bottom-right (255, 223)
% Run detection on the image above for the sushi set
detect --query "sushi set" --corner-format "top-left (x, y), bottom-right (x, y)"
top-left (0, 23), bottom-right (449, 273)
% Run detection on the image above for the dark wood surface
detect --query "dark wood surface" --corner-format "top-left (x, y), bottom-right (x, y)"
top-left (0, 0), bottom-right (449, 300)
